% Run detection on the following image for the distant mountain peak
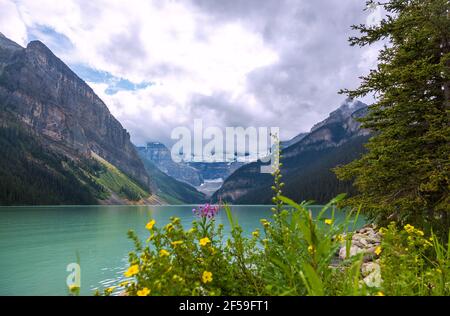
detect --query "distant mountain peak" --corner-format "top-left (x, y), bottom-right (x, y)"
top-left (310, 99), bottom-right (367, 133)
top-left (337, 98), bottom-right (367, 115)
top-left (26, 40), bottom-right (56, 58)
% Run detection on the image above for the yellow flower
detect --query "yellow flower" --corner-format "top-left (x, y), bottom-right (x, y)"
top-left (199, 237), bottom-right (211, 246)
top-left (119, 281), bottom-right (129, 287)
top-left (379, 227), bottom-right (387, 235)
top-left (404, 224), bottom-right (415, 234)
top-left (68, 284), bottom-right (79, 291)
top-left (324, 219), bottom-right (333, 225)
top-left (159, 249), bottom-right (170, 257)
top-left (145, 219), bottom-right (156, 230)
top-left (171, 240), bottom-right (184, 247)
top-left (415, 229), bottom-right (424, 237)
top-left (375, 246), bottom-right (382, 256)
top-left (137, 287), bottom-right (151, 296)
top-left (376, 291), bottom-right (385, 296)
top-left (172, 217), bottom-right (181, 224)
top-left (202, 271), bottom-right (213, 284)
top-left (187, 228), bottom-right (196, 234)
top-left (105, 286), bottom-right (115, 294)
top-left (260, 219), bottom-right (270, 227)
top-left (165, 223), bottom-right (174, 232)
top-left (124, 264), bottom-right (139, 277)
top-left (308, 245), bottom-right (315, 254)
top-left (252, 230), bottom-right (260, 238)
top-left (335, 234), bottom-right (344, 242)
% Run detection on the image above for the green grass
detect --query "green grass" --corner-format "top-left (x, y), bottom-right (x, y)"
top-left (91, 152), bottom-right (150, 201)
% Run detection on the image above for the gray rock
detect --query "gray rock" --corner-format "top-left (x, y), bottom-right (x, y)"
top-left (363, 269), bottom-right (382, 288)
top-left (0, 36), bottom-right (150, 188)
top-left (361, 262), bottom-right (380, 277)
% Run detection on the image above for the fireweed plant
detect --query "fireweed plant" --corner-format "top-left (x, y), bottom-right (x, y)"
top-left (99, 143), bottom-right (449, 296)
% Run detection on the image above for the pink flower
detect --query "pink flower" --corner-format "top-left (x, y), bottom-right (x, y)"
top-left (193, 204), bottom-right (219, 219)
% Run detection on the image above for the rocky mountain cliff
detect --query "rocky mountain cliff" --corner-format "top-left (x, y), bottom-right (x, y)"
top-left (138, 142), bottom-right (204, 186)
top-left (0, 33), bottom-right (148, 187)
top-left (0, 34), bottom-right (155, 205)
top-left (138, 142), bottom-right (244, 196)
top-left (138, 151), bottom-right (206, 204)
top-left (212, 99), bottom-right (370, 204)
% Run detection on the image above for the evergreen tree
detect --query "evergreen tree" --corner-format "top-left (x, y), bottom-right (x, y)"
top-left (335, 0), bottom-right (450, 236)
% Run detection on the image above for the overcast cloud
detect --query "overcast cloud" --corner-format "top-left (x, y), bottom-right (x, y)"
top-left (0, 0), bottom-right (382, 145)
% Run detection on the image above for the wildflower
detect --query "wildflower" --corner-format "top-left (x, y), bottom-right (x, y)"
top-left (193, 204), bottom-right (219, 219)
top-left (159, 249), bottom-right (170, 257)
top-left (335, 234), bottom-right (344, 242)
top-left (252, 230), bottom-right (260, 238)
top-left (404, 224), bottom-right (415, 234)
top-left (119, 281), bottom-right (129, 287)
top-left (137, 287), bottom-right (151, 296)
top-left (171, 240), bottom-right (184, 247)
top-left (376, 291), bottom-right (385, 296)
top-left (171, 217), bottom-right (181, 224)
top-left (199, 237), bottom-right (211, 246)
top-left (378, 227), bottom-right (387, 235)
top-left (145, 219), bottom-right (156, 230)
top-left (375, 246), bottom-right (382, 256)
top-left (436, 268), bottom-right (442, 274)
top-left (260, 219), bottom-right (270, 228)
top-left (124, 264), bottom-right (139, 277)
top-left (324, 219), bottom-right (333, 225)
top-left (415, 229), bottom-right (424, 237)
top-left (165, 223), bottom-right (174, 232)
top-left (308, 245), bottom-right (315, 254)
top-left (105, 286), bottom-right (115, 295)
top-left (68, 284), bottom-right (79, 291)
top-left (202, 271), bottom-right (213, 284)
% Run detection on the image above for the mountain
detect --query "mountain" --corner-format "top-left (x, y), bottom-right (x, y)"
top-left (0, 34), bottom-right (158, 205)
top-left (281, 133), bottom-right (308, 148)
top-left (138, 150), bottom-right (206, 204)
top-left (138, 142), bottom-right (204, 186)
top-left (212, 99), bottom-right (370, 204)
top-left (138, 142), bottom-right (244, 196)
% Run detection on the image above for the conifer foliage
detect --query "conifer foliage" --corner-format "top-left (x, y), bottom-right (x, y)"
top-left (335, 0), bottom-right (450, 236)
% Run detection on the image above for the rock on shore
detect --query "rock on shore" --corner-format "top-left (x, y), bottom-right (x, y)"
top-left (337, 224), bottom-right (383, 288)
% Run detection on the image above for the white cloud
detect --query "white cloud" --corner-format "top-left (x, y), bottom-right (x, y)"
top-left (0, 0), bottom-right (381, 145)
top-left (0, 0), bottom-right (28, 46)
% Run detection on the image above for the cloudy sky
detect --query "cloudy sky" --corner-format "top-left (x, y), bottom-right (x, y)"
top-left (0, 0), bottom-right (382, 146)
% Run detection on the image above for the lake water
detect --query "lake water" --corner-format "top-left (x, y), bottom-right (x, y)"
top-left (0, 204), bottom-right (364, 296)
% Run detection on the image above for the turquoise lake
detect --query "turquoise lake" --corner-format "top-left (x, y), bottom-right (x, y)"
top-left (0, 205), bottom-right (365, 296)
